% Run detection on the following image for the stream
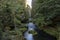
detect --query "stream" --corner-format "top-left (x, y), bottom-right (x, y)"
top-left (24, 22), bottom-right (36, 40)
top-left (24, 0), bottom-right (57, 40)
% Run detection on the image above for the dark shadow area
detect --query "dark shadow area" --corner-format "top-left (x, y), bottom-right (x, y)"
top-left (21, 19), bottom-right (28, 23)
top-left (34, 28), bottom-right (57, 40)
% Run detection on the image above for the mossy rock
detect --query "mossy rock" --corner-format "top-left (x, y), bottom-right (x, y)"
top-left (28, 30), bottom-right (37, 35)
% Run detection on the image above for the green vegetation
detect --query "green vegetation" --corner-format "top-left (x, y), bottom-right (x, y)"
top-left (32, 0), bottom-right (60, 39)
top-left (0, 0), bottom-right (26, 40)
top-left (28, 30), bottom-right (37, 35)
top-left (0, 0), bottom-right (60, 40)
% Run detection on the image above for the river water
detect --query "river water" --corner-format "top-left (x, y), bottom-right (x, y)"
top-left (24, 22), bottom-right (36, 40)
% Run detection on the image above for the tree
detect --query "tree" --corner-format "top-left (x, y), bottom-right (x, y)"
top-left (32, 0), bottom-right (60, 39)
top-left (0, 0), bottom-right (26, 40)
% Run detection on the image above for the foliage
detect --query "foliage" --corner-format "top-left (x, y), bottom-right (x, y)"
top-left (0, 0), bottom-right (60, 40)
top-left (32, 0), bottom-right (60, 39)
top-left (0, 0), bottom-right (26, 40)
top-left (28, 30), bottom-right (37, 35)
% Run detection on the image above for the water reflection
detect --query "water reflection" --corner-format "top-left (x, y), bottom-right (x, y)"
top-left (27, 22), bottom-right (36, 30)
top-left (24, 22), bottom-right (36, 40)
top-left (24, 31), bottom-right (34, 40)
